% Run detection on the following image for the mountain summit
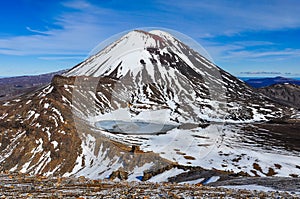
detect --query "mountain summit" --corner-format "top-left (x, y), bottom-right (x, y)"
top-left (66, 30), bottom-right (288, 125)
top-left (0, 30), bottom-right (298, 181)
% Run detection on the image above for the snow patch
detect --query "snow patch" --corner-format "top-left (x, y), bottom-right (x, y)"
top-left (221, 184), bottom-right (275, 192)
top-left (51, 141), bottom-right (58, 149)
top-left (147, 168), bottom-right (186, 183)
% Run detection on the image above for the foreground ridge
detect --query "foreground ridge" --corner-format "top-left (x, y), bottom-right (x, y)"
top-left (0, 172), bottom-right (296, 199)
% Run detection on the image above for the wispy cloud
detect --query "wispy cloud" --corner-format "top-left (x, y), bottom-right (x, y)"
top-left (158, 0), bottom-right (300, 37)
top-left (239, 71), bottom-right (300, 77)
top-left (62, 0), bottom-right (93, 10)
top-left (26, 27), bottom-right (51, 35)
top-left (0, 0), bottom-right (122, 56)
top-left (1, 0), bottom-right (300, 76)
top-left (240, 71), bottom-right (282, 75)
top-left (201, 37), bottom-right (300, 64)
top-left (38, 56), bottom-right (86, 60)
top-left (1, 0), bottom-right (299, 58)
top-left (221, 48), bottom-right (300, 60)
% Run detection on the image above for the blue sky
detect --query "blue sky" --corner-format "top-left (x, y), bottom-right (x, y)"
top-left (0, 0), bottom-right (300, 77)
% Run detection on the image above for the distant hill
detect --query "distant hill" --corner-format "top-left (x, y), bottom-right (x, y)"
top-left (0, 70), bottom-right (65, 101)
top-left (244, 76), bottom-right (300, 88)
top-left (259, 83), bottom-right (300, 109)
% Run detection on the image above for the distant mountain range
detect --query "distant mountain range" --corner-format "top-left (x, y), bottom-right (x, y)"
top-left (243, 76), bottom-right (300, 88)
top-left (0, 70), bottom-right (65, 101)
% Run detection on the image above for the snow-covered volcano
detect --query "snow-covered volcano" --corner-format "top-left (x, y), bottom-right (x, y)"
top-left (65, 30), bottom-right (288, 128)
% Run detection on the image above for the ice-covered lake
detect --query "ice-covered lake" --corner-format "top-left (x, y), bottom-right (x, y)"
top-left (95, 120), bottom-right (178, 134)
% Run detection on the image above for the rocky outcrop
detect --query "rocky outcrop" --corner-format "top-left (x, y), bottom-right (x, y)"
top-left (109, 169), bottom-right (128, 180)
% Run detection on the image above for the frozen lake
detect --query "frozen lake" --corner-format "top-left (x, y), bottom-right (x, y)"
top-left (95, 120), bottom-right (178, 135)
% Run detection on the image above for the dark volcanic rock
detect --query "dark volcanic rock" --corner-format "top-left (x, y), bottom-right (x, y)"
top-left (109, 169), bottom-right (129, 180)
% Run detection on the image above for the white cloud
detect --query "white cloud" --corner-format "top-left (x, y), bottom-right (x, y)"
top-left (62, 0), bottom-right (93, 10)
top-left (1, 0), bottom-right (299, 58)
top-left (221, 48), bottom-right (300, 60)
top-left (158, 0), bottom-right (300, 36)
top-left (38, 56), bottom-right (86, 60)
top-left (0, 0), bottom-right (122, 56)
top-left (0, 0), bottom-right (299, 75)
top-left (26, 27), bottom-right (51, 35)
top-left (200, 37), bottom-right (300, 64)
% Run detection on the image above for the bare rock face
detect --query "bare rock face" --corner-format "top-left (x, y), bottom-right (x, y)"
top-left (109, 169), bottom-right (129, 180)
top-left (259, 84), bottom-right (300, 109)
